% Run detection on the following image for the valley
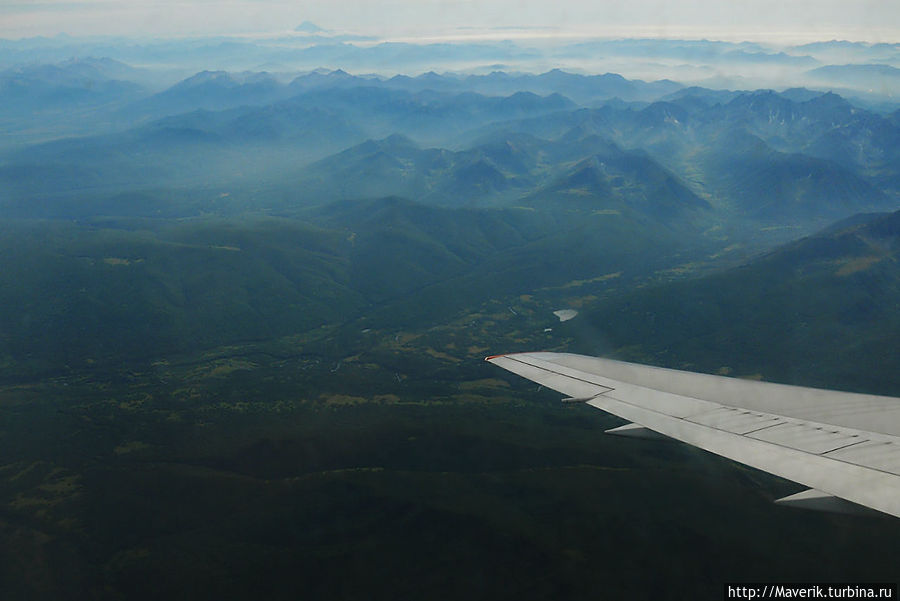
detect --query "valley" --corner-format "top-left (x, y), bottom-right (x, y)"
top-left (1, 34), bottom-right (899, 599)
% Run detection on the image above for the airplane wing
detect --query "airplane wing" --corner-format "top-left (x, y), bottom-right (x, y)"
top-left (486, 352), bottom-right (900, 519)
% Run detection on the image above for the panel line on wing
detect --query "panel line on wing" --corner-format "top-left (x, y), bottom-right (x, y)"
top-left (503, 355), bottom-right (615, 390)
top-left (501, 355), bottom-right (616, 394)
top-left (741, 421), bottom-right (786, 435)
top-left (822, 439), bottom-right (870, 454)
top-left (824, 441), bottom-right (900, 474)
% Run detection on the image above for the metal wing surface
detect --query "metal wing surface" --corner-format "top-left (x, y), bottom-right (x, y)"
top-left (487, 352), bottom-right (900, 519)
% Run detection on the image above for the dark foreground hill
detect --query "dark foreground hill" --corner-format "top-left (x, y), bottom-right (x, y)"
top-left (586, 209), bottom-right (900, 395)
top-left (0, 193), bottom-right (718, 380)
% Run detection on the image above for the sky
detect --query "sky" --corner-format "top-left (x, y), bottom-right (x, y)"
top-left (0, 0), bottom-right (898, 43)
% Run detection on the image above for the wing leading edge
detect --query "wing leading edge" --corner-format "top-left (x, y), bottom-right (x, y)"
top-left (487, 352), bottom-right (900, 519)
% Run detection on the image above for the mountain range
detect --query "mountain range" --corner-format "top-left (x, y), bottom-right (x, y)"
top-left (3, 71), bottom-right (897, 234)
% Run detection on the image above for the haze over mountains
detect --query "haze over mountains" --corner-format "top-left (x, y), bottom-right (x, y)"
top-left (1, 33), bottom-right (897, 96)
top-left (2, 30), bottom-right (900, 601)
top-left (3, 64), bottom-right (898, 219)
